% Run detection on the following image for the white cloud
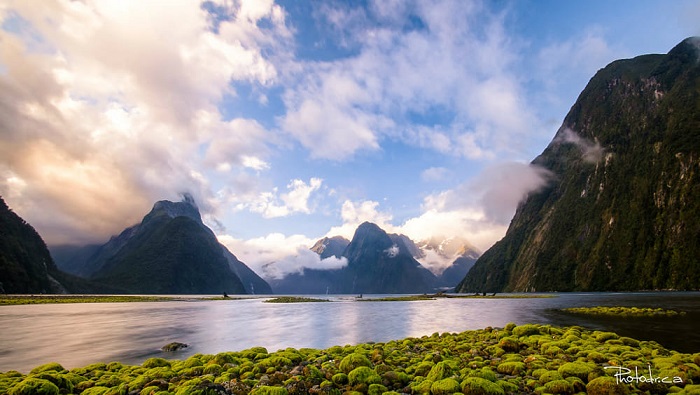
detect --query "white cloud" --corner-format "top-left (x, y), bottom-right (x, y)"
top-left (218, 233), bottom-right (347, 280)
top-left (232, 178), bottom-right (324, 218)
top-left (554, 127), bottom-right (604, 163)
top-left (280, 0), bottom-right (542, 161)
top-left (0, 0), bottom-right (290, 244)
top-left (326, 199), bottom-right (395, 239)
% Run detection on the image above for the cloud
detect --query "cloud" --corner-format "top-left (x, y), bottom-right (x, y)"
top-left (218, 233), bottom-right (347, 280)
top-left (280, 0), bottom-right (541, 161)
top-left (0, 1), bottom-right (290, 244)
top-left (554, 127), bottom-right (604, 163)
top-left (326, 199), bottom-right (394, 239)
top-left (233, 178), bottom-right (324, 218)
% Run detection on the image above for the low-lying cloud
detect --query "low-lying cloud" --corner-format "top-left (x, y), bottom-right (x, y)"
top-left (555, 127), bottom-right (604, 163)
top-left (218, 233), bottom-right (348, 280)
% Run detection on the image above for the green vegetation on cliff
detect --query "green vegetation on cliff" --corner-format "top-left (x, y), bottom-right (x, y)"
top-left (2, 324), bottom-right (699, 394)
top-left (458, 37), bottom-right (700, 292)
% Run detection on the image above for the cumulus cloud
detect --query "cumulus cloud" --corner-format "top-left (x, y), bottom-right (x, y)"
top-left (218, 233), bottom-right (347, 280)
top-left (236, 178), bottom-right (323, 218)
top-left (0, 0), bottom-right (291, 244)
top-left (326, 199), bottom-right (395, 239)
top-left (281, 0), bottom-right (541, 161)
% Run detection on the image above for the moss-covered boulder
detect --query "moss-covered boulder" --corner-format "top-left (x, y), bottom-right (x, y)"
top-left (461, 377), bottom-right (505, 395)
top-left (558, 361), bottom-right (594, 381)
top-left (249, 386), bottom-right (289, 395)
top-left (339, 353), bottom-right (372, 374)
top-left (426, 361), bottom-right (453, 382)
top-left (8, 378), bottom-right (60, 395)
top-left (430, 377), bottom-right (461, 395)
top-left (348, 366), bottom-right (381, 385)
top-left (586, 376), bottom-right (629, 395)
top-left (543, 379), bottom-right (574, 394)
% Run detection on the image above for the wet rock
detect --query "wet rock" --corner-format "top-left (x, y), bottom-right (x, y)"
top-left (161, 342), bottom-right (189, 352)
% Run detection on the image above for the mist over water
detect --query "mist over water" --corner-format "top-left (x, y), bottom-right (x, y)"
top-left (1, 292), bottom-right (699, 373)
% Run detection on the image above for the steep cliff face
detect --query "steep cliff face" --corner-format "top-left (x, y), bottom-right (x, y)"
top-left (457, 37), bottom-right (700, 292)
top-left (0, 196), bottom-right (66, 293)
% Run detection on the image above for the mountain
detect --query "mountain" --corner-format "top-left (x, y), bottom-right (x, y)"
top-left (412, 237), bottom-right (480, 288)
top-left (339, 222), bottom-right (437, 293)
top-left (53, 197), bottom-right (271, 294)
top-left (310, 236), bottom-right (350, 259)
top-left (0, 196), bottom-right (114, 294)
top-left (271, 223), bottom-right (444, 294)
top-left (457, 37), bottom-right (700, 292)
top-left (0, 196), bottom-right (69, 293)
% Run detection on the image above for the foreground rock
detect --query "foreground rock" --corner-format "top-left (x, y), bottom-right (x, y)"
top-left (1, 324), bottom-right (699, 394)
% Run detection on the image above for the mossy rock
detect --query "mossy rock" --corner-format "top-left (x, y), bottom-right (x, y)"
top-left (331, 373), bottom-right (348, 385)
top-left (496, 361), bottom-right (525, 376)
top-left (161, 342), bottom-right (189, 352)
top-left (558, 362), bottom-right (594, 381)
top-left (586, 376), bottom-right (629, 395)
top-left (29, 363), bottom-right (65, 375)
top-left (29, 372), bottom-right (74, 393)
top-left (348, 366), bottom-right (381, 385)
top-left (143, 358), bottom-right (171, 368)
top-left (249, 386), bottom-right (289, 395)
top-left (512, 324), bottom-right (541, 337)
top-left (9, 378), bottom-right (60, 395)
top-left (410, 378), bottom-right (433, 394)
top-left (497, 380), bottom-right (519, 393)
top-left (430, 378), bottom-right (461, 395)
top-left (426, 361), bottom-right (453, 381)
top-left (538, 370), bottom-right (563, 384)
top-left (367, 383), bottom-right (388, 395)
top-left (498, 337), bottom-right (520, 352)
top-left (461, 377), bottom-right (505, 395)
top-left (543, 379), bottom-right (574, 394)
top-left (339, 353), bottom-right (372, 374)
top-left (80, 386), bottom-right (111, 395)
top-left (467, 368), bottom-right (497, 382)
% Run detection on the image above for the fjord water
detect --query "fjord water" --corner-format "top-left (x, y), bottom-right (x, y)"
top-left (1, 292), bottom-right (699, 373)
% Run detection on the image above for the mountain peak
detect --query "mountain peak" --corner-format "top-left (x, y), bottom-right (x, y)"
top-left (148, 195), bottom-right (202, 224)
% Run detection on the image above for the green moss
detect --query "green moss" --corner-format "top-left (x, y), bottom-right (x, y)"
top-left (339, 353), bottom-right (372, 374)
top-left (143, 358), bottom-right (171, 368)
top-left (80, 387), bottom-right (111, 395)
top-left (430, 378), bottom-right (460, 395)
top-left (586, 376), bottom-right (629, 395)
top-left (543, 379), bottom-right (574, 394)
top-left (8, 378), bottom-right (60, 395)
top-left (426, 361), bottom-right (452, 381)
top-left (347, 366), bottom-right (381, 385)
top-left (29, 362), bottom-right (65, 375)
top-left (561, 306), bottom-right (686, 317)
top-left (468, 367), bottom-right (497, 382)
top-left (249, 386), bottom-right (289, 395)
top-left (512, 324), bottom-right (541, 337)
top-left (558, 362), bottom-right (594, 381)
top-left (367, 383), bottom-right (388, 395)
top-left (496, 361), bottom-right (525, 376)
top-left (461, 377), bottom-right (505, 395)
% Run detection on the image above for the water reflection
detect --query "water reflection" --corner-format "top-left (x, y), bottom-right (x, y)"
top-left (1, 292), bottom-right (699, 373)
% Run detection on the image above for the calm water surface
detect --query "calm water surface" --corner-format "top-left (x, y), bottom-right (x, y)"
top-left (1, 292), bottom-right (699, 373)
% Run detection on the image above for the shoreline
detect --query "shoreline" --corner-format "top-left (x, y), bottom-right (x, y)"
top-left (0, 293), bottom-right (557, 306)
top-left (1, 323), bottom-right (698, 394)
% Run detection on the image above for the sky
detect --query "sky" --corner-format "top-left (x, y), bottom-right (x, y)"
top-left (1, 0), bottom-right (698, 279)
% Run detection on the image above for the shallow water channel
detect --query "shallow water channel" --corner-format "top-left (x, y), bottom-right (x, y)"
top-left (1, 292), bottom-right (699, 373)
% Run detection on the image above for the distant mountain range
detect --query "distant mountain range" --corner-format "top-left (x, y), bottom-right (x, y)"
top-left (269, 222), bottom-right (479, 294)
top-left (457, 37), bottom-right (700, 292)
top-left (51, 196), bottom-right (271, 295)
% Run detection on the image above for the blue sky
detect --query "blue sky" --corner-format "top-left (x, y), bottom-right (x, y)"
top-left (1, 0), bottom-right (698, 277)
